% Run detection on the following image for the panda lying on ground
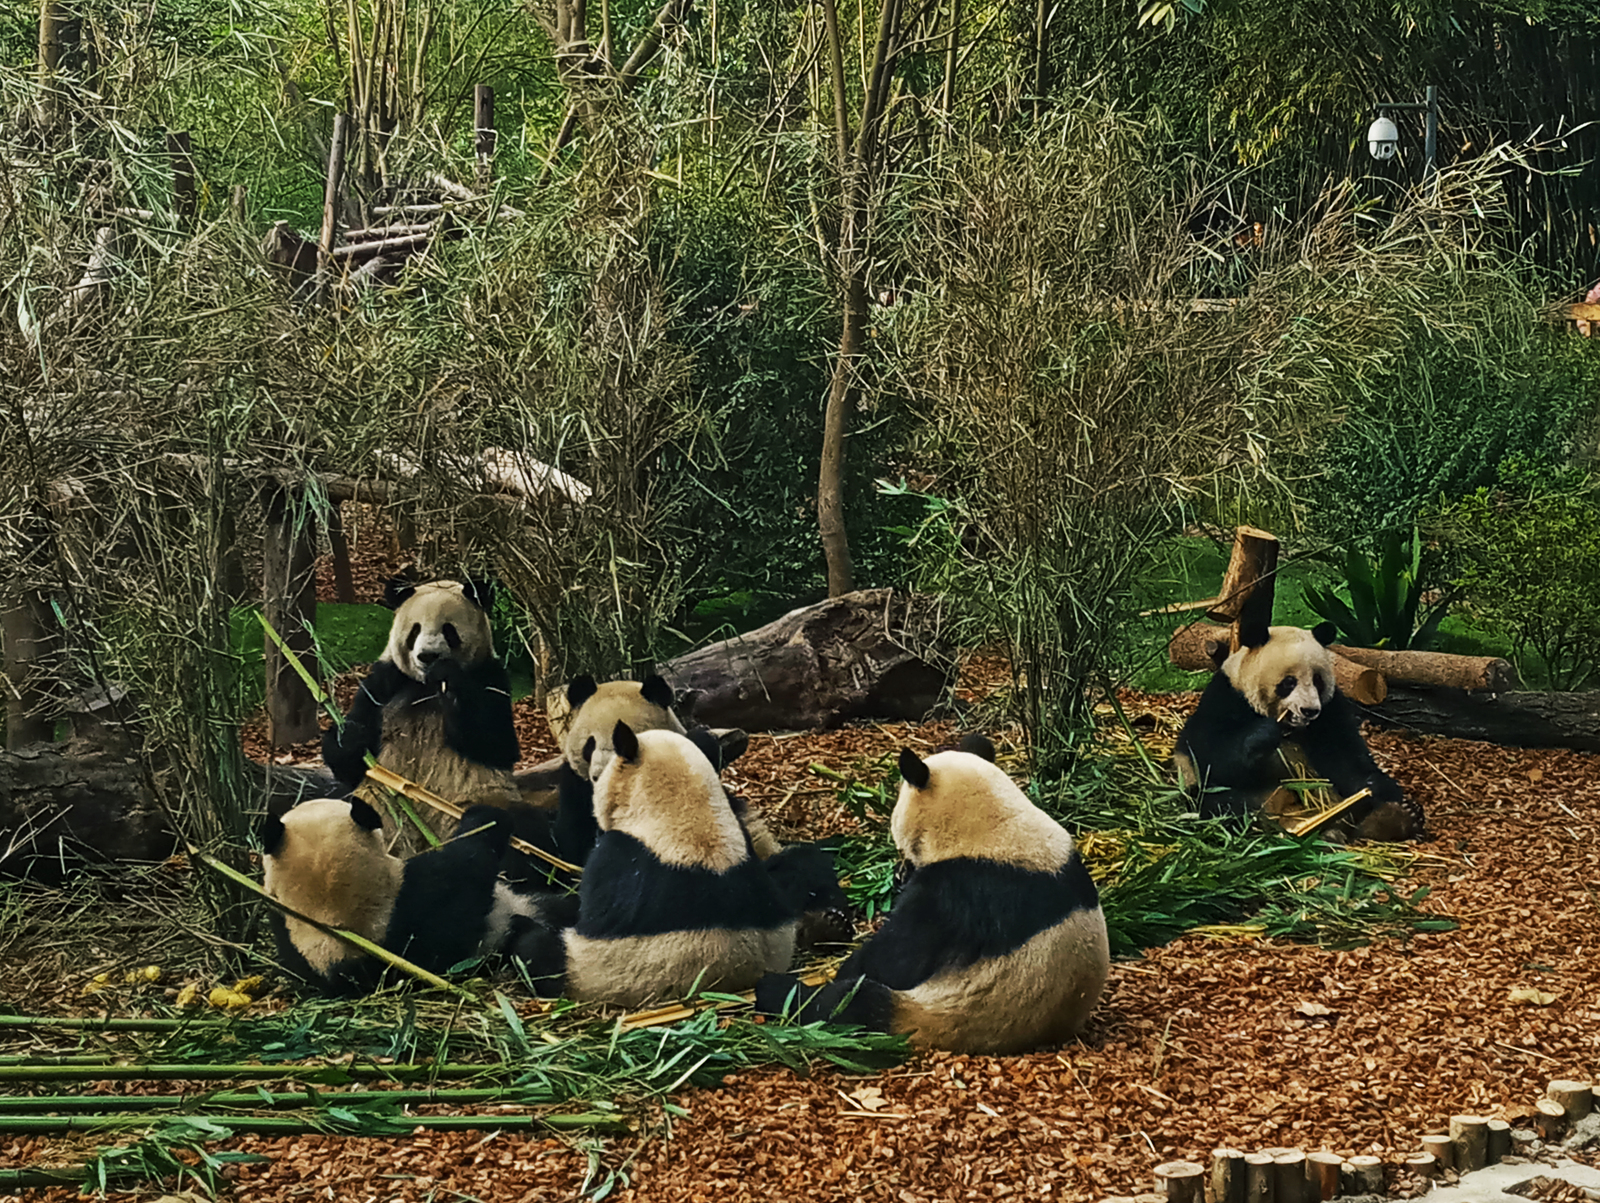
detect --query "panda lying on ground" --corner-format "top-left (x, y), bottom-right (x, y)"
top-left (756, 735), bottom-right (1111, 1055)
top-left (322, 578), bottom-right (520, 853)
top-left (1173, 619), bottom-right (1427, 841)
top-left (259, 796), bottom-right (546, 995)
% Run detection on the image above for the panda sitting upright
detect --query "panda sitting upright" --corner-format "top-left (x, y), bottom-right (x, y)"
top-left (1173, 619), bottom-right (1426, 841)
top-left (323, 578), bottom-right (520, 851)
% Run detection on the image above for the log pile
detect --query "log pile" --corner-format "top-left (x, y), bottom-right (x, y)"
top-left (1102, 1077), bottom-right (1598, 1203)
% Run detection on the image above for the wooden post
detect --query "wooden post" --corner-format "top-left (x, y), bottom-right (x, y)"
top-left (1206, 525), bottom-right (1280, 650)
top-left (1306, 1153), bottom-right (1343, 1201)
top-left (1420, 1134), bottom-right (1453, 1169)
top-left (167, 130), bottom-right (195, 224)
top-left (1548, 1080), bottom-right (1594, 1121)
top-left (1270, 1151), bottom-right (1305, 1203)
top-left (318, 113), bottom-right (349, 281)
top-left (231, 184), bottom-right (249, 223)
top-left (263, 487), bottom-right (320, 747)
top-left (1153, 1161), bottom-right (1203, 1203)
top-left (325, 501), bottom-right (357, 604)
top-left (1486, 1119), bottom-right (1511, 1163)
top-left (1243, 1153), bottom-right (1274, 1203)
top-left (2, 591), bottom-right (56, 748)
top-left (1449, 1116), bottom-right (1489, 1172)
top-left (1534, 1098), bottom-right (1567, 1140)
top-left (474, 84), bottom-right (496, 185)
top-left (1340, 1156), bottom-right (1382, 1195)
top-left (1404, 1152), bottom-right (1439, 1178)
top-left (1210, 1149), bottom-right (1245, 1203)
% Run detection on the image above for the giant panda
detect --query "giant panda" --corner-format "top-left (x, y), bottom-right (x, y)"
top-left (259, 796), bottom-right (540, 996)
top-left (1172, 619), bottom-right (1426, 841)
top-left (755, 736), bottom-right (1110, 1055)
top-left (512, 721), bottom-right (801, 1007)
top-left (322, 578), bottom-right (520, 852)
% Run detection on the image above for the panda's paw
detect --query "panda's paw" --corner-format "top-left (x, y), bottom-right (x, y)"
top-left (753, 972), bottom-right (805, 1018)
top-left (422, 658), bottom-right (467, 693)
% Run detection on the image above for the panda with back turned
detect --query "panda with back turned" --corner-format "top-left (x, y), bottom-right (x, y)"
top-left (1173, 619), bottom-right (1426, 841)
top-left (756, 734), bottom-right (1110, 1054)
top-left (322, 577), bottom-right (520, 852)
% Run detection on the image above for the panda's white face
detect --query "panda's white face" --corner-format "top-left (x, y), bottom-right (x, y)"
top-left (1222, 625), bottom-right (1336, 729)
top-left (384, 581), bottom-right (493, 681)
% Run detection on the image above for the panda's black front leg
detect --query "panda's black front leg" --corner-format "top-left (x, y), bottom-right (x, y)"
top-left (323, 661), bottom-right (408, 787)
top-left (551, 763), bottom-right (600, 865)
top-left (422, 659), bottom-right (520, 771)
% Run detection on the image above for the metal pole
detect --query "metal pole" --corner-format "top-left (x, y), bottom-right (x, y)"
top-left (1424, 84), bottom-right (1438, 183)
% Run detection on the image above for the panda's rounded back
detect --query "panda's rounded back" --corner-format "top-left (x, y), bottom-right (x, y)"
top-left (891, 750), bottom-right (1076, 874)
top-left (555, 675), bottom-right (686, 781)
top-left (592, 727), bottom-right (747, 872)
top-left (383, 580), bottom-right (494, 680)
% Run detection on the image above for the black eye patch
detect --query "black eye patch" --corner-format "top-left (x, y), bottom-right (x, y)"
top-left (405, 623), bottom-right (421, 649)
top-left (583, 736), bottom-right (596, 761)
top-left (442, 623), bottom-right (461, 650)
top-left (1275, 675), bottom-right (1298, 699)
top-left (1314, 673), bottom-right (1329, 695)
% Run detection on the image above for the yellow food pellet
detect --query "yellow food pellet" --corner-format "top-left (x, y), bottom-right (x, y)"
top-left (175, 983), bottom-right (203, 1008)
top-left (231, 975), bottom-right (267, 998)
top-left (207, 987), bottom-right (253, 1010)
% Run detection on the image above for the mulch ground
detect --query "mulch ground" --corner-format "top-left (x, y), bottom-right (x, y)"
top-left (12, 691), bottom-right (1600, 1202)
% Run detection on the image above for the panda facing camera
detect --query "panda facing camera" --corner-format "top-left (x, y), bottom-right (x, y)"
top-left (1173, 618), bottom-right (1427, 842)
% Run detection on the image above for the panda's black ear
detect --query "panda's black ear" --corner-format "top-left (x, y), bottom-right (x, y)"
top-left (640, 674), bottom-right (674, 710)
top-left (381, 577), bottom-right (417, 610)
top-left (1238, 617), bottom-right (1272, 649)
top-left (462, 577), bottom-right (495, 612)
top-left (957, 733), bottom-right (996, 762)
top-left (1311, 621), bottom-right (1338, 647)
top-left (612, 720), bottom-right (640, 763)
top-left (349, 798), bottom-right (384, 831)
top-left (566, 675), bottom-right (598, 709)
top-left (898, 747), bottom-right (930, 790)
top-left (258, 813), bottom-right (286, 856)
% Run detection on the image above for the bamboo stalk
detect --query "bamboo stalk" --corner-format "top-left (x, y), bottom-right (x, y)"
top-left (0, 1016), bottom-right (233, 1031)
top-left (0, 1062), bottom-right (493, 1083)
top-left (1280, 787), bottom-right (1372, 837)
top-left (363, 764), bottom-right (582, 875)
top-left (0, 1087), bottom-right (513, 1112)
top-left (0, 1112), bottom-right (626, 1135)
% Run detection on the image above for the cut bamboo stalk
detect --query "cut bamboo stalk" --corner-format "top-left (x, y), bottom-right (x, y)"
top-left (1547, 1080), bottom-right (1594, 1121)
top-left (1341, 1156), bottom-right (1382, 1195)
top-left (1243, 1153), bottom-right (1274, 1203)
top-left (1153, 1161), bottom-right (1204, 1203)
top-left (1306, 1152), bottom-right (1343, 1200)
top-left (1404, 1152), bottom-right (1439, 1178)
top-left (1486, 1118), bottom-right (1511, 1163)
top-left (1271, 1151), bottom-right (1305, 1203)
top-left (1420, 1134), bottom-right (1454, 1169)
top-left (1534, 1098), bottom-right (1567, 1139)
top-left (363, 763), bottom-right (581, 875)
top-left (1210, 1148), bottom-right (1246, 1203)
top-left (1279, 788), bottom-right (1371, 838)
top-left (1450, 1115), bottom-right (1489, 1172)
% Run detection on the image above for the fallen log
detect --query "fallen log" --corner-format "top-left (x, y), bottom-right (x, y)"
top-left (0, 742), bottom-right (335, 880)
top-left (1330, 644), bottom-right (1517, 693)
top-left (1168, 623), bottom-right (1387, 706)
top-left (1356, 685), bottom-right (1600, 754)
top-left (662, 589), bottom-right (955, 731)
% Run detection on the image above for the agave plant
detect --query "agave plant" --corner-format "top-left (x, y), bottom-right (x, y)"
top-left (1302, 527), bottom-right (1456, 650)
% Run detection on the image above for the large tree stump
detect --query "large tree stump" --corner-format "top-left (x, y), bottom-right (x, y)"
top-left (661, 590), bottom-right (954, 731)
top-left (2, 590), bottom-right (57, 749)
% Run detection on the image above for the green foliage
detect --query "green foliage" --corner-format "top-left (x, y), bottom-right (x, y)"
top-left (1434, 461), bottom-right (1600, 690)
top-left (1301, 526), bottom-right (1453, 649)
top-left (81, 1119), bottom-right (268, 1196)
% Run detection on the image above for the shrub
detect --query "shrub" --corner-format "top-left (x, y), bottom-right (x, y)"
top-left (1433, 462), bottom-right (1600, 691)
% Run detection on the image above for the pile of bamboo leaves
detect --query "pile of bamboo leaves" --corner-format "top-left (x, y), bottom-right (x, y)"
top-left (0, 996), bottom-right (907, 1194)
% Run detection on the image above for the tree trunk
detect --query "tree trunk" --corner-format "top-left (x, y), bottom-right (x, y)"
top-left (262, 488), bottom-right (320, 747)
top-left (2, 591), bottom-right (57, 749)
top-left (818, 275), bottom-right (863, 596)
